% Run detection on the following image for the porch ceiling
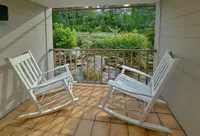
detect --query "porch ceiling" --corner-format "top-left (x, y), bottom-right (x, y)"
top-left (30, 0), bottom-right (160, 8)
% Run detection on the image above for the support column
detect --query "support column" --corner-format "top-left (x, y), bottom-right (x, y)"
top-left (153, 2), bottom-right (162, 72)
top-left (45, 8), bottom-right (54, 78)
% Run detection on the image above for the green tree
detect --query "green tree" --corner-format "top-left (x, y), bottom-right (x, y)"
top-left (53, 23), bottom-right (77, 48)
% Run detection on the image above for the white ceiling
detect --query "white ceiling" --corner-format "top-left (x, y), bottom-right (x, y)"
top-left (30, 0), bottom-right (160, 8)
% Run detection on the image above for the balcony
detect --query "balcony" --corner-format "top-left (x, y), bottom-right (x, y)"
top-left (0, 49), bottom-right (185, 136)
top-left (0, 83), bottom-right (185, 136)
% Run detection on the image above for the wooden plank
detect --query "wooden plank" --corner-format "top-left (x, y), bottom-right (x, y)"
top-left (10, 53), bottom-right (31, 65)
top-left (108, 54), bottom-right (110, 81)
top-left (75, 50), bottom-right (78, 81)
top-left (87, 51), bottom-right (89, 82)
top-left (81, 51), bottom-right (84, 82)
top-left (28, 51), bottom-right (42, 76)
top-left (25, 59), bottom-right (37, 81)
top-left (138, 52), bottom-right (141, 81)
top-left (21, 61), bottom-right (35, 86)
top-left (28, 58), bottom-right (40, 77)
top-left (16, 63), bottom-right (32, 88)
top-left (69, 51), bottom-right (72, 71)
top-left (101, 52), bottom-right (103, 83)
top-left (146, 52), bottom-right (149, 84)
top-left (94, 51), bottom-right (96, 83)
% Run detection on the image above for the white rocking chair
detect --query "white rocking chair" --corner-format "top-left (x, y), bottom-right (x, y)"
top-left (8, 50), bottom-right (78, 118)
top-left (98, 51), bottom-right (179, 133)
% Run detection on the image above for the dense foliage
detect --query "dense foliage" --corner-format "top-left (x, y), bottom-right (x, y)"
top-left (77, 31), bottom-right (148, 49)
top-left (53, 6), bottom-right (155, 33)
top-left (53, 6), bottom-right (156, 49)
top-left (53, 23), bottom-right (77, 48)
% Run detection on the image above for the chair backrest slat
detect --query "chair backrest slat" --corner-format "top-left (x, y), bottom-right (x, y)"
top-left (28, 58), bottom-right (40, 78)
top-left (21, 61), bottom-right (35, 86)
top-left (28, 51), bottom-right (42, 76)
top-left (8, 50), bottom-right (43, 90)
top-left (16, 63), bottom-right (32, 88)
top-left (25, 59), bottom-right (37, 82)
top-left (153, 61), bottom-right (168, 88)
top-left (151, 51), bottom-right (178, 95)
top-left (140, 51), bottom-right (179, 121)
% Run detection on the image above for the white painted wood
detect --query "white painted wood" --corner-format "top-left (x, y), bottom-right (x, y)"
top-left (98, 105), bottom-right (171, 133)
top-left (40, 90), bottom-right (66, 103)
top-left (25, 59), bottom-right (37, 82)
top-left (28, 50), bottom-right (43, 76)
top-left (8, 50), bottom-right (78, 118)
top-left (99, 51), bottom-right (179, 133)
top-left (18, 98), bottom-right (78, 118)
top-left (21, 61), bottom-right (35, 85)
top-left (121, 65), bottom-right (152, 78)
top-left (28, 58), bottom-right (40, 77)
top-left (153, 2), bottom-right (162, 69)
top-left (30, 0), bottom-right (160, 8)
top-left (10, 53), bottom-right (31, 65)
top-left (16, 63), bottom-right (32, 88)
top-left (109, 79), bottom-right (152, 97)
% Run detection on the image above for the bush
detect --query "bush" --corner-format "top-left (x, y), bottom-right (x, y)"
top-left (53, 23), bottom-right (77, 48)
top-left (143, 28), bottom-right (155, 49)
top-left (77, 31), bottom-right (148, 50)
top-left (104, 31), bottom-right (148, 49)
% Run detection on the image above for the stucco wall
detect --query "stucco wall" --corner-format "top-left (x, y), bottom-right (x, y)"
top-left (0, 0), bottom-right (53, 118)
top-left (159, 0), bottom-right (200, 135)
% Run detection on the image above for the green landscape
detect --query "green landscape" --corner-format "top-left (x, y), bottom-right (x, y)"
top-left (52, 5), bottom-right (156, 50)
top-left (52, 5), bottom-right (156, 83)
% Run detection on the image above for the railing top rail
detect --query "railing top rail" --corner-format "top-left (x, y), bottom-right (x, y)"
top-left (50, 48), bottom-right (157, 52)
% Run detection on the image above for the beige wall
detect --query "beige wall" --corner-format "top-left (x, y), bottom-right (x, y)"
top-left (159, 0), bottom-right (200, 136)
top-left (30, 0), bottom-right (160, 8)
top-left (0, 0), bottom-right (53, 118)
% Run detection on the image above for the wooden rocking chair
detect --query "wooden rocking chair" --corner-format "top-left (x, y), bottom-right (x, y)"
top-left (8, 50), bottom-right (78, 118)
top-left (98, 51), bottom-right (179, 133)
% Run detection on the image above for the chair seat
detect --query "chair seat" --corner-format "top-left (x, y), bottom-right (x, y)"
top-left (34, 72), bottom-right (71, 95)
top-left (111, 74), bottom-right (152, 96)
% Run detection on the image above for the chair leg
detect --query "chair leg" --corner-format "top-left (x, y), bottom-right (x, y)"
top-left (101, 86), bottom-right (113, 108)
top-left (29, 91), bottom-right (41, 110)
top-left (64, 79), bottom-right (75, 101)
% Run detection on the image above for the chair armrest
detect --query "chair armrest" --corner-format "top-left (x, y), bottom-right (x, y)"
top-left (121, 65), bottom-right (152, 78)
top-left (43, 64), bottom-right (69, 75)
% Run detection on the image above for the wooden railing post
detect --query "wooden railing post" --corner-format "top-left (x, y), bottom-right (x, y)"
top-left (87, 51), bottom-right (89, 82)
top-left (101, 52), bottom-right (103, 83)
top-left (75, 50), bottom-right (78, 81)
top-left (94, 51), bottom-right (96, 83)
top-left (138, 52), bottom-right (141, 81)
top-left (108, 54), bottom-right (110, 81)
top-left (81, 51), bottom-right (83, 82)
top-left (146, 51), bottom-right (149, 84)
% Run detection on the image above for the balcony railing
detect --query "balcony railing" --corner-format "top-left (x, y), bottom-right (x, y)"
top-left (50, 48), bottom-right (156, 84)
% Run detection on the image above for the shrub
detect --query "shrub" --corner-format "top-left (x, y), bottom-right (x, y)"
top-left (104, 31), bottom-right (148, 49)
top-left (77, 31), bottom-right (148, 50)
top-left (53, 23), bottom-right (77, 48)
top-left (143, 28), bottom-right (155, 49)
